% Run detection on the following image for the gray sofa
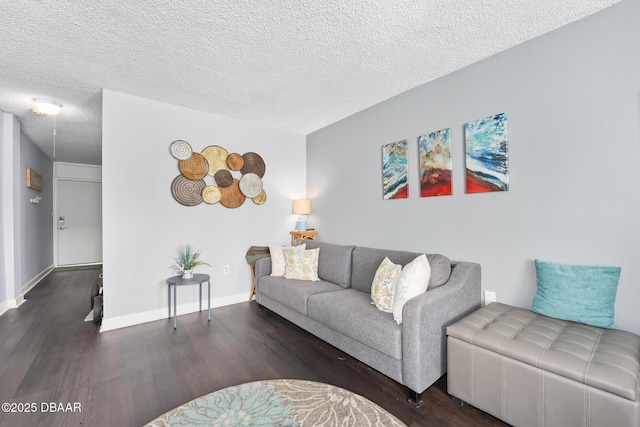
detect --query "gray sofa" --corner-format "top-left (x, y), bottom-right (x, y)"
top-left (254, 240), bottom-right (481, 403)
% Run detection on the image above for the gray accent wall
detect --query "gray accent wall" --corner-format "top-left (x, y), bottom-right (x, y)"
top-left (20, 132), bottom-right (53, 285)
top-left (307, 0), bottom-right (640, 333)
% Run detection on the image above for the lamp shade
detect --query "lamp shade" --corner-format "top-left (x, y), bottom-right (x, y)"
top-left (292, 199), bottom-right (310, 215)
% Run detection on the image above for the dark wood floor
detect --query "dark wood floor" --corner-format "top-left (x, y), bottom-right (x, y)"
top-left (0, 269), bottom-right (507, 427)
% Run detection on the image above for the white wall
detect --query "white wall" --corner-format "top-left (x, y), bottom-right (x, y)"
top-left (307, 0), bottom-right (640, 333)
top-left (0, 112), bottom-right (9, 310)
top-left (0, 112), bottom-right (22, 314)
top-left (101, 90), bottom-right (306, 330)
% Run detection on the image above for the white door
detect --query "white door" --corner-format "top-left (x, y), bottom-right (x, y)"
top-left (57, 180), bottom-right (102, 266)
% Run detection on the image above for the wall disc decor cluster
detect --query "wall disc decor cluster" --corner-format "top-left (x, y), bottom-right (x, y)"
top-left (169, 140), bottom-right (267, 208)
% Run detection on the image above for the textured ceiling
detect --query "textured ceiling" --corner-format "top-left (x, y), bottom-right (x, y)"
top-left (0, 0), bottom-right (619, 165)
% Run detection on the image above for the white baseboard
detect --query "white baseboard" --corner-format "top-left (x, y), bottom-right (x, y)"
top-left (0, 300), bottom-right (9, 317)
top-left (100, 292), bottom-right (251, 332)
top-left (22, 265), bottom-right (55, 295)
top-left (0, 265), bottom-right (54, 317)
top-left (11, 295), bottom-right (26, 308)
top-left (2, 295), bottom-right (26, 311)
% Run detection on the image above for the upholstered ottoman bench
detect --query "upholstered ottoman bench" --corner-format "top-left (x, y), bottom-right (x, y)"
top-left (447, 303), bottom-right (640, 427)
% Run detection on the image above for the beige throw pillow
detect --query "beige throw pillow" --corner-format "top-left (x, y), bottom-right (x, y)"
top-left (371, 257), bottom-right (402, 313)
top-left (283, 247), bottom-right (320, 281)
top-left (269, 244), bottom-right (305, 276)
top-left (392, 254), bottom-right (431, 324)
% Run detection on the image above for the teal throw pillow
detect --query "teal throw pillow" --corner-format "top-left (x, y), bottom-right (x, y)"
top-left (532, 259), bottom-right (621, 329)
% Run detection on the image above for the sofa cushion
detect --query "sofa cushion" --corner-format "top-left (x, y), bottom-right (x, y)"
top-left (371, 257), bottom-right (402, 313)
top-left (269, 244), bottom-right (305, 276)
top-left (283, 247), bottom-right (320, 281)
top-left (392, 254), bottom-right (431, 324)
top-left (258, 276), bottom-right (344, 315)
top-left (304, 241), bottom-right (355, 288)
top-left (532, 259), bottom-right (621, 329)
top-left (308, 289), bottom-right (402, 360)
top-left (351, 246), bottom-right (450, 293)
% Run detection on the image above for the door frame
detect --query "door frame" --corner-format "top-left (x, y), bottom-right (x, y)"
top-left (53, 162), bottom-right (102, 267)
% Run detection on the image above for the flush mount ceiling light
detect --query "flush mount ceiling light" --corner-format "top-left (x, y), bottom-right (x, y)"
top-left (32, 98), bottom-right (63, 116)
top-left (32, 98), bottom-right (63, 157)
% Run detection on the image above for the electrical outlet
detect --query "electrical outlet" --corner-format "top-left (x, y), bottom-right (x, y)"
top-left (223, 265), bottom-right (230, 275)
top-left (484, 290), bottom-right (496, 306)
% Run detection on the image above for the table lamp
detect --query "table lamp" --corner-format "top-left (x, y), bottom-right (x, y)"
top-left (293, 199), bottom-right (310, 231)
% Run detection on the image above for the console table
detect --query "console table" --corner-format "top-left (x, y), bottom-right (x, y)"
top-left (167, 273), bottom-right (211, 329)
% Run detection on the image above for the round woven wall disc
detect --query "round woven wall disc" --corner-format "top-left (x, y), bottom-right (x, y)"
top-left (201, 145), bottom-right (229, 176)
top-left (227, 153), bottom-right (244, 171)
top-left (252, 190), bottom-right (267, 205)
top-left (214, 169), bottom-right (234, 187)
top-left (239, 173), bottom-right (263, 198)
top-left (169, 140), bottom-right (192, 160)
top-left (179, 153), bottom-right (209, 180)
top-left (202, 186), bottom-right (221, 204)
top-left (171, 175), bottom-right (206, 206)
top-left (220, 179), bottom-right (246, 209)
top-left (240, 152), bottom-right (266, 178)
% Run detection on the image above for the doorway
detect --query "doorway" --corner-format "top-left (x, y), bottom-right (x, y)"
top-left (57, 180), bottom-right (102, 266)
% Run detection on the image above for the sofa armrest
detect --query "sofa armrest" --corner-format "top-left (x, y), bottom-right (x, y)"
top-left (401, 261), bottom-right (481, 394)
top-left (255, 257), bottom-right (272, 280)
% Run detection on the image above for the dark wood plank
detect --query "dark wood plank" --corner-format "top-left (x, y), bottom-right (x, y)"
top-left (0, 269), bottom-right (507, 427)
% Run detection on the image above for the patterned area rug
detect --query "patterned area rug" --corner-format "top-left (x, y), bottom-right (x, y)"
top-left (144, 379), bottom-right (407, 426)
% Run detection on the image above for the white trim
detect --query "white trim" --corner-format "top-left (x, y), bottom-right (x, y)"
top-left (0, 298), bottom-right (24, 315)
top-left (7, 295), bottom-right (26, 309)
top-left (0, 300), bottom-right (9, 317)
top-left (54, 162), bottom-right (102, 181)
top-left (1, 113), bottom-right (21, 303)
top-left (99, 292), bottom-right (250, 332)
top-left (1, 265), bottom-right (55, 317)
top-left (21, 264), bottom-right (54, 295)
top-left (55, 263), bottom-right (102, 269)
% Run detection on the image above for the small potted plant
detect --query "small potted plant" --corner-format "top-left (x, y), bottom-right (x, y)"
top-left (173, 245), bottom-right (211, 279)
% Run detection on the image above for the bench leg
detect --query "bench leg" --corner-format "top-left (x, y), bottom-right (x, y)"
top-left (408, 391), bottom-right (423, 407)
top-left (451, 396), bottom-right (465, 406)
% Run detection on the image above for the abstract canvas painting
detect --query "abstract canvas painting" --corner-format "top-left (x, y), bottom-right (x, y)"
top-left (418, 128), bottom-right (452, 197)
top-left (464, 113), bottom-right (509, 193)
top-left (382, 140), bottom-right (408, 199)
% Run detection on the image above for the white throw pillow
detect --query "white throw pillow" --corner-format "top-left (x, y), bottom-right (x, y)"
top-left (283, 248), bottom-right (320, 281)
top-left (371, 257), bottom-right (402, 313)
top-left (392, 254), bottom-right (431, 324)
top-left (269, 244), bottom-right (305, 276)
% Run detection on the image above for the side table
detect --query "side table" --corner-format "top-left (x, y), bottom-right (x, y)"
top-left (290, 230), bottom-right (318, 246)
top-left (167, 273), bottom-right (211, 329)
top-left (245, 246), bottom-right (270, 302)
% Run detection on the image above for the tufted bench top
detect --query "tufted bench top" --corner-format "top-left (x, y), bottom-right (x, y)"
top-left (447, 302), bottom-right (640, 401)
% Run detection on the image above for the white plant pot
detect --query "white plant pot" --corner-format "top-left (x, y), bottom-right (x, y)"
top-left (182, 270), bottom-right (193, 279)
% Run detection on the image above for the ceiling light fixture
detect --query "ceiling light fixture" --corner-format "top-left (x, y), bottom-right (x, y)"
top-left (32, 98), bottom-right (63, 116)
top-left (32, 98), bottom-right (63, 157)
